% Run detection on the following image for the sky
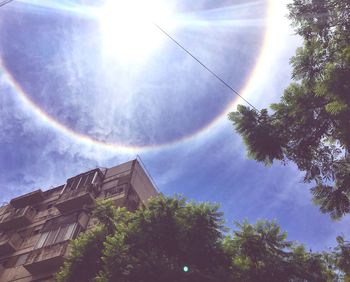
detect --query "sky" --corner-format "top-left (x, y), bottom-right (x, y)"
top-left (0, 0), bottom-right (349, 251)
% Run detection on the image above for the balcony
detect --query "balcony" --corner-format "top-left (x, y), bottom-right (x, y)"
top-left (0, 233), bottom-right (22, 255)
top-left (0, 206), bottom-right (36, 231)
top-left (10, 189), bottom-right (44, 209)
top-left (24, 242), bottom-right (69, 275)
top-left (55, 184), bottom-right (99, 213)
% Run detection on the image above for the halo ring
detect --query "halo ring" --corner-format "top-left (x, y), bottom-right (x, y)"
top-left (0, 0), bottom-right (274, 153)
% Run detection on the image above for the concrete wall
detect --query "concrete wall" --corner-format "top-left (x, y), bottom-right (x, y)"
top-left (0, 160), bottom-right (158, 281)
top-left (104, 160), bottom-right (133, 179)
top-left (131, 160), bottom-right (158, 204)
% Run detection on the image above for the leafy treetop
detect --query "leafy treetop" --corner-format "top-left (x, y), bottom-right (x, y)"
top-left (229, 0), bottom-right (350, 219)
top-left (56, 196), bottom-right (345, 282)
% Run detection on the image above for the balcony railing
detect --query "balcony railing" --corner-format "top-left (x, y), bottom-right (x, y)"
top-left (0, 233), bottom-right (22, 255)
top-left (0, 206), bottom-right (36, 231)
top-left (55, 184), bottom-right (99, 213)
top-left (24, 241), bottom-right (69, 275)
top-left (10, 189), bottom-right (44, 209)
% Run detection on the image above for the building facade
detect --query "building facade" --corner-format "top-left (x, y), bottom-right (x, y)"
top-left (0, 159), bottom-right (158, 282)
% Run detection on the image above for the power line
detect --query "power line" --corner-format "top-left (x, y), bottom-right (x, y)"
top-left (0, 0), bottom-right (14, 8)
top-left (0, 0), bottom-right (258, 111)
top-left (153, 23), bottom-right (258, 111)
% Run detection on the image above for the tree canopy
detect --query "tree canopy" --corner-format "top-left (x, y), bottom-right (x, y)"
top-left (229, 0), bottom-right (350, 219)
top-left (334, 236), bottom-right (350, 279)
top-left (56, 196), bottom-right (344, 282)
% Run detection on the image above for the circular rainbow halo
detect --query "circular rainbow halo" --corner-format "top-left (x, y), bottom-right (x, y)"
top-left (96, 0), bottom-right (174, 62)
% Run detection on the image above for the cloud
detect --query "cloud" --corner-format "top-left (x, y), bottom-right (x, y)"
top-left (1, 0), bottom-right (266, 148)
top-left (2, 0), bottom-right (347, 252)
top-left (0, 80), bottom-right (136, 203)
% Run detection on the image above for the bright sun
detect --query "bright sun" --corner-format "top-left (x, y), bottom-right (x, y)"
top-left (96, 0), bottom-right (174, 62)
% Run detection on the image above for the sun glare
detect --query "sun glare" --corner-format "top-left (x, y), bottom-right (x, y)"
top-left (96, 0), bottom-right (174, 62)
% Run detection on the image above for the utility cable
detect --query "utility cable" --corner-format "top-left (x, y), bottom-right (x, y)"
top-left (153, 23), bottom-right (258, 111)
top-left (0, 0), bottom-right (14, 8)
top-left (0, 0), bottom-right (259, 111)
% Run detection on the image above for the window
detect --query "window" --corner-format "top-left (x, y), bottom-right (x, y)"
top-left (43, 228), bottom-right (59, 247)
top-left (67, 171), bottom-right (96, 191)
top-left (0, 259), bottom-right (9, 268)
top-left (34, 223), bottom-right (76, 249)
top-left (104, 186), bottom-right (124, 198)
top-left (32, 226), bottom-right (41, 235)
top-left (15, 253), bottom-right (29, 267)
top-left (34, 231), bottom-right (49, 249)
top-left (70, 177), bottom-right (80, 190)
top-left (64, 223), bottom-right (76, 241)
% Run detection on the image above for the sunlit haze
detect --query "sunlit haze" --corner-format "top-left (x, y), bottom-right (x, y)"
top-left (96, 0), bottom-right (175, 62)
top-left (1, 0), bottom-right (348, 257)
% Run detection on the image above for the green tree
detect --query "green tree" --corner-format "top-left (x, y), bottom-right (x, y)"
top-left (97, 196), bottom-right (231, 282)
top-left (334, 236), bottom-right (350, 280)
top-left (229, 0), bottom-right (350, 219)
top-left (57, 196), bottom-right (339, 282)
top-left (224, 220), bottom-right (335, 282)
top-left (56, 225), bottom-right (107, 282)
top-left (56, 200), bottom-right (130, 282)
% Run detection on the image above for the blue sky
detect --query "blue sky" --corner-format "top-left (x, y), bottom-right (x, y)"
top-left (0, 0), bottom-right (349, 251)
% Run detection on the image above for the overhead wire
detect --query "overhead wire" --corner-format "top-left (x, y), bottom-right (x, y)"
top-left (0, 0), bottom-right (14, 8)
top-left (153, 23), bottom-right (259, 111)
top-left (0, 0), bottom-right (259, 111)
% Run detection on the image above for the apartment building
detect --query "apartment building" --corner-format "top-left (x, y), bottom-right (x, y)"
top-left (0, 159), bottom-right (158, 282)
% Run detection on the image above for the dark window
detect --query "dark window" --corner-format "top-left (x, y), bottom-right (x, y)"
top-left (55, 225), bottom-right (69, 243)
top-left (33, 227), bottom-right (41, 235)
top-left (0, 259), bottom-right (9, 268)
top-left (34, 223), bottom-right (77, 249)
top-left (43, 229), bottom-right (59, 247)
top-left (105, 186), bottom-right (124, 198)
top-left (34, 231), bottom-right (49, 249)
top-left (86, 172), bottom-right (95, 186)
top-left (71, 177), bottom-right (80, 190)
top-left (15, 253), bottom-right (29, 267)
